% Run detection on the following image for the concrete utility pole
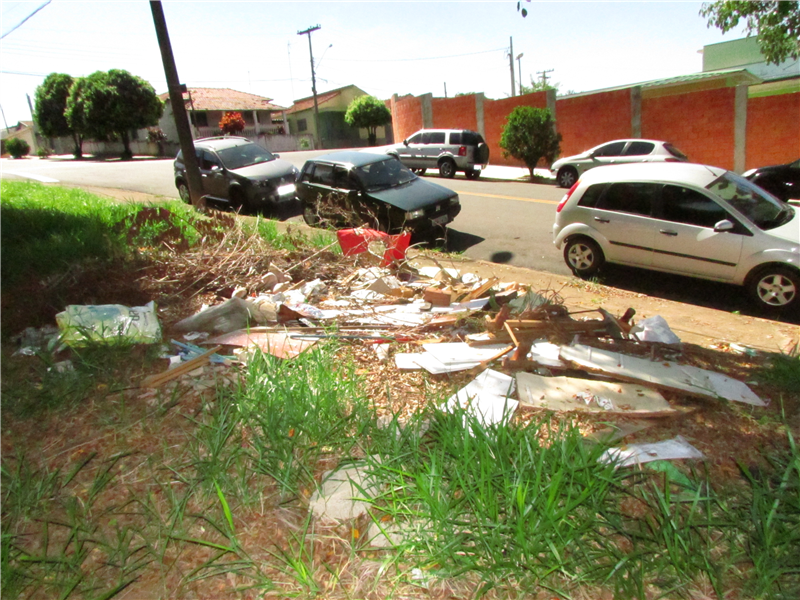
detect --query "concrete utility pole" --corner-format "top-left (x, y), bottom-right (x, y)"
top-left (298, 25), bottom-right (321, 149)
top-left (25, 93), bottom-right (39, 152)
top-left (150, 0), bottom-right (205, 209)
top-left (508, 37), bottom-right (516, 97)
top-left (516, 53), bottom-right (524, 94)
top-left (537, 68), bottom-right (554, 88)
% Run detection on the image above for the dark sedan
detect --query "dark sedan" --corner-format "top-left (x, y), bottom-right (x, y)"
top-left (296, 151), bottom-right (461, 234)
top-left (743, 159), bottom-right (800, 203)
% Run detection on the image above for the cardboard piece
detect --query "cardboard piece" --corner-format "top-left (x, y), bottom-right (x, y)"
top-left (516, 372), bottom-right (673, 414)
top-left (207, 331), bottom-right (316, 359)
top-left (559, 344), bottom-right (766, 406)
top-left (444, 369), bottom-right (518, 426)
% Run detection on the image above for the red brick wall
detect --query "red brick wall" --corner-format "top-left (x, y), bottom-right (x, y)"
top-left (484, 92), bottom-right (548, 166)
top-left (556, 89), bottom-right (631, 158)
top-left (391, 95), bottom-right (424, 142)
top-left (431, 95), bottom-right (478, 131)
top-left (746, 93), bottom-right (800, 169)
top-left (642, 88), bottom-right (736, 170)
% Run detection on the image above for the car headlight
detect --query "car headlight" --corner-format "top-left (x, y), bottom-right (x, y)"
top-left (277, 183), bottom-right (296, 196)
top-left (406, 208), bottom-right (425, 220)
top-left (450, 196), bottom-right (460, 205)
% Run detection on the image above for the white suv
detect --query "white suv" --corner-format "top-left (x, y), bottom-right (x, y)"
top-left (388, 129), bottom-right (490, 179)
top-left (553, 163), bottom-right (800, 312)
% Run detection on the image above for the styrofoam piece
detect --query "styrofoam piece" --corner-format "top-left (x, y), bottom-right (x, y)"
top-left (516, 372), bottom-right (672, 413)
top-left (415, 352), bottom-right (479, 374)
top-left (418, 266), bottom-right (460, 280)
top-left (431, 298), bottom-right (490, 314)
top-left (445, 369), bottom-right (518, 426)
top-left (559, 344), bottom-right (765, 406)
top-left (422, 342), bottom-right (513, 366)
top-left (394, 353), bottom-right (424, 370)
top-left (600, 435), bottom-right (704, 468)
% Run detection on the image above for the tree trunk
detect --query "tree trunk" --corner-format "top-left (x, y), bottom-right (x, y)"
top-left (120, 131), bottom-right (132, 160)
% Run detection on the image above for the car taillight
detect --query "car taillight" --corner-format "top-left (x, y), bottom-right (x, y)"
top-left (556, 181), bottom-right (579, 213)
top-left (664, 157), bottom-right (680, 162)
top-left (458, 146), bottom-right (467, 156)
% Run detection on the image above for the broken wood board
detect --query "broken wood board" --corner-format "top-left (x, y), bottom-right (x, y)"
top-left (516, 372), bottom-right (674, 414)
top-left (207, 331), bottom-right (316, 359)
top-left (559, 344), bottom-right (766, 406)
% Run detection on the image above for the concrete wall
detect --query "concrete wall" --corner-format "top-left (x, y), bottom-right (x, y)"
top-left (390, 83), bottom-right (800, 172)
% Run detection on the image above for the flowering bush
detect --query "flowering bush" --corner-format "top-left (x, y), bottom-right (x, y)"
top-left (219, 111), bottom-right (245, 135)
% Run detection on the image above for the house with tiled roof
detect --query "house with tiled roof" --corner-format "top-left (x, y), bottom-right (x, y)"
top-left (286, 84), bottom-right (392, 149)
top-left (158, 88), bottom-right (288, 141)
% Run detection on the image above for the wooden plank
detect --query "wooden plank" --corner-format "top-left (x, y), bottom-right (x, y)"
top-left (141, 345), bottom-right (222, 388)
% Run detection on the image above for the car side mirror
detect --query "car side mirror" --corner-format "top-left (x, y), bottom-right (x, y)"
top-left (210, 164), bottom-right (221, 172)
top-left (403, 139), bottom-right (409, 146)
top-left (713, 219), bottom-right (734, 232)
top-left (273, 153), bottom-right (280, 158)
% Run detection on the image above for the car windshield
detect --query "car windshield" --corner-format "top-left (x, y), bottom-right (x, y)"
top-left (354, 158), bottom-right (416, 191)
top-left (706, 171), bottom-right (791, 230)
top-left (216, 144), bottom-right (275, 170)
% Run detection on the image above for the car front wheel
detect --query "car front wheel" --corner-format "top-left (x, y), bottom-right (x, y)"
top-left (557, 167), bottom-right (578, 188)
top-left (747, 266), bottom-right (800, 311)
top-left (564, 236), bottom-right (604, 278)
top-left (439, 159), bottom-right (457, 179)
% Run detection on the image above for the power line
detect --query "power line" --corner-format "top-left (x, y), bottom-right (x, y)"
top-left (328, 47), bottom-right (506, 63)
top-left (1, 0), bottom-right (51, 40)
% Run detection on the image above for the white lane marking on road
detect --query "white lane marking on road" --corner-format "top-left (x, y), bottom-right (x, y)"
top-left (2, 171), bottom-right (60, 183)
top-left (452, 189), bottom-right (559, 205)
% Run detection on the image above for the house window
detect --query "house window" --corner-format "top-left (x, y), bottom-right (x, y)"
top-left (297, 118), bottom-right (307, 132)
top-left (193, 112), bottom-right (208, 127)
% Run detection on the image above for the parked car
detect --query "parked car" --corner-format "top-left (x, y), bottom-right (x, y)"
top-left (380, 129), bottom-right (490, 179)
top-left (553, 162), bottom-right (800, 312)
top-left (297, 151), bottom-right (461, 234)
top-left (743, 158), bottom-right (800, 203)
top-left (551, 139), bottom-right (688, 188)
top-left (174, 137), bottom-right (298, 211)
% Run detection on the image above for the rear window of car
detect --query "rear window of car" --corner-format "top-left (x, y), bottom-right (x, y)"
top-left (624, 142), bottom-right (655, 156)
top-left (576, 183), bottom-right (609, 208)
top-left (422, 132), bottom-right (446, 144)
top-left (596, 182), bottom-right (658, 216)
top-left (462, 131), bottom-right (485, 145)
top-left (664, 143), bottom-right (688, 160)
top-left (593, 142), bottom-right (626, 157)
top-left (309, 163), bottom-right (335, 186)
top-left (449, 132), bottom-right (461, 144)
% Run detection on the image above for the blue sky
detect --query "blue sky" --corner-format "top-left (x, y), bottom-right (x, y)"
top-left (0, 1), bottom-right (749, 127)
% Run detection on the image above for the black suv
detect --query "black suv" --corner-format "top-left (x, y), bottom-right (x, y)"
top-left (389, 129), bottom-right (490, 179)
top-left (297, 151), bottom-right (460, 234)
top-left (174, 137), bottom-right (298, 211)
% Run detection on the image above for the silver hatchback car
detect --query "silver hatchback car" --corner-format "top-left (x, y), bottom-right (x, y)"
top-left (553, 163), bottom-right (800, 312)
top-left (551, 139), bottom-right (688, 188)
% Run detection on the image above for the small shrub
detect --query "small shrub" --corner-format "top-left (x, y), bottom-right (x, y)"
top-left (36, 147), bottom-right (52, 158)
top-left (299, 138), bottom-right (311, 150)
top-left (6, 138), bottom-right (30, 159)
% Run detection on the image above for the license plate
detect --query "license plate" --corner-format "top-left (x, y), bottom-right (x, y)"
top-left (472, 165), bottom-right (482, 171)
top-left (432, 214), bottom-right (449, 226)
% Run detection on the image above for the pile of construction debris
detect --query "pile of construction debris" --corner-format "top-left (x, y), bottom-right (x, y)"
top-left (48, 228), bottom-right (769, 469)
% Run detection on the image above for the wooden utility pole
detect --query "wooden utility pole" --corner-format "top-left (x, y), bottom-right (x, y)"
top-left (298, 25), bottom-right (321, 149)
top-left (150, 0), bottom-right (205, 209)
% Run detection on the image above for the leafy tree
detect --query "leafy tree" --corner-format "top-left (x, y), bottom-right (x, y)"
top-left (700, 1), bottom-right (800, 64)
top-left (66, 70), bottom-right (163, 160)
top-left (344, 95), bottom-right (392, 146)
top-left (34, 73), bottom-right (84, 157)
top-left (5, 138), bottom-right (30, 159)
top-left (63, 76), bottom-right (91, 158)
top-left (499, 106), bottom-right (561, 180)
top-left (219, 111), bottom-right (245, 135)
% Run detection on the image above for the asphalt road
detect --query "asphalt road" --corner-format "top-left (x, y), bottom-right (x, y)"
top-left (0, 152), bottom-right (570, 275)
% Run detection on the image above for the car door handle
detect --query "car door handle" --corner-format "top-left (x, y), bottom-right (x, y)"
top-left (594, 216), bottom-right (610, 223)
top-left (659, 229), bottom-right (678, 236)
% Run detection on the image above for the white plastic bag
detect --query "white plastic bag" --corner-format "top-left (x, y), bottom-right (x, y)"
top-left (56, 301), bottom-right (161, 345)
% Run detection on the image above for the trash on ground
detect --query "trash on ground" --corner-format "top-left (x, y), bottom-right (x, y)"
top-left (56, 301), bottom-right (161, 345)
top-left (516, 372), bottom-right (673, 414)
top-left (174, 298), bottom-right (255, 335)
top-left (141, 345), bottom-right (222, 388)
top-left (600, 435), bottom-right (705, 468)
top-left (206, 330), bottom-right (317, 360)
top-left (337, 228), bottom-right (411, 266)
top-left (630, 315), bottom-right (681, 344)
top-left (309, 459), bottom-right (382, 522)
top-left (444, 369), bottom-right (518, 426)
top-left (559, 344), bottom-right (766, 406)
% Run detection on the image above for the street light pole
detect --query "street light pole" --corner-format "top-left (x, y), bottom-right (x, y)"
top-left (516, 53), bottom-right (524, 94)
top-left (298, 25), bottom-right (321, 149)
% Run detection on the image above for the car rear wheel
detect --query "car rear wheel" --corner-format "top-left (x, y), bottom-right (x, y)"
top-left (564, 236), bottom-right (604, 278)
top-left (439, 159), bottom-right (457, 179)
top-left (177, 181), bottom-right (191, 203)
top-left (465, 168), bottom-right (481, 180)
top-left (747, 266), bottom-right (799, 312)
top-left (557, 167), bottom-right (578, 188)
